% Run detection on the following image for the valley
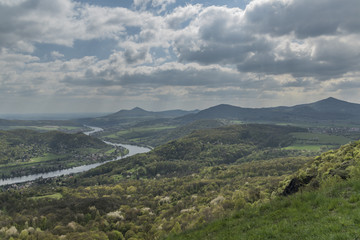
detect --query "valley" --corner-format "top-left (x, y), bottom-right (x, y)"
top-left (2, 0), bottom-right (359, 239)
top-left (0, 128), bottom-right (128, 181)
top-left (1, 98), bottom-right (360, 239)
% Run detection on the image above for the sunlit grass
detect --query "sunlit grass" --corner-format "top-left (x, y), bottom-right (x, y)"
top-left (30, 193), bottom-right (63, 200)
top-left (30, 153), bottom-right (69, 163)
top-left (167, 177), bottom-right (360, 240)
top-left (283, 145), bottom-right (329, 151)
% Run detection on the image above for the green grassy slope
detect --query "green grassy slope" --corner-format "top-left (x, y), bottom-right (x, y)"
top-left (167, 177), bottom-right (360, 240)
top-left (168, 140), bottom-right (360, 240)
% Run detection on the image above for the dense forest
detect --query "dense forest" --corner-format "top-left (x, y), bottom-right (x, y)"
top-left (0, 124), bottom-right (349, 240)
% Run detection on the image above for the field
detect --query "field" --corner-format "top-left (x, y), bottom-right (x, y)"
top-left (283, 132), bottom-right (353, 152)
top-left (104, 125), bottom-right (177, 140)
top-left (0, 125), bottom-right (85, 133)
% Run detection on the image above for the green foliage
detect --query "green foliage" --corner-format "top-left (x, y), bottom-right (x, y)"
top-left (0, 129), bottom-right (125, 178)
top-left (78, 124), bottom-right (304, 184)
top-left (2, 123), bottom-right (358, 240)
top-left (100, 119), bottom-right (227, 147)
top-left (0, 156), bottom-right (307, 239)
top-left (167, 176), bottom-right (360, 240)
top-left (280, 140), bottom-right (360, 196)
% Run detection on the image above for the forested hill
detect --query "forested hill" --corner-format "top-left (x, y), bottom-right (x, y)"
top-left (0, 129), bottom-right (108, 156)
top-left (177, 97), bottom-right (360, 124)
top-left (0, 129), bottom-right (121, 178)
top-left (76, 107), bottom-right (199, 127)
top-left (76, 124), bottom-right (305, 185)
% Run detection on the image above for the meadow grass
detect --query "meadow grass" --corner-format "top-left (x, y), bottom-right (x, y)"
top-left (108, 125), bottom-right (177, 137)
top-left (283, 132), bottom-right (353, 152)
top-left (167, 177), bottom-right (360, 240)
top-left (291, 132), bottom-right (351, 145)
top-left (283, 144), bottom-right (329, 151)
top-left (30, 153), bottom-right (69, 163)
top-left (0, 153), bottom-right (69, 169)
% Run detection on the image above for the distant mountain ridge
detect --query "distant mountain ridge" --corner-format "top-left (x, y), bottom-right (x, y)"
top-left (177, 97), bottom-right (360, 124)
top-left (1, 97), bottom-right (359, 128)
top-left (107, 107), bottom-right (199, 119)
top-left (77, 107), bottom-right (199, 127)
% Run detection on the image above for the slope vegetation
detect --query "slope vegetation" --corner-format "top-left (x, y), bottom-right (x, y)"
top-left (168, 140), bottom-right (360, 240)
top-left (0, 124), bottom-right (314, 240)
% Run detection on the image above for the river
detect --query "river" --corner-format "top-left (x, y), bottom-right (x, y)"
top-left (0, 126), bottom-right (151, 186)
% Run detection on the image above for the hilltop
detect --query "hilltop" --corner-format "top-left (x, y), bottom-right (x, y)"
top-left (77, 107), bottom-right (199, 127)
top-left (178, 97), bottom-right (360, 124)
top-left (95, 97), bottom-right (360, 147)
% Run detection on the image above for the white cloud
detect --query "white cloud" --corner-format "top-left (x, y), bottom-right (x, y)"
top-left (1, 0), bottom-right (360, 113)
top-left (0, 0), bottom-right (155, 52)
top-left (0, 0), bottom-right (79, 50)
top-left (133, 0), bottom-right (175, 13)
top-left (172, 0), bottom-right (360, 79)
top-left (50, 51), bottom-right (65, 59)
top-left (165, 4), bottom-right (202, 29)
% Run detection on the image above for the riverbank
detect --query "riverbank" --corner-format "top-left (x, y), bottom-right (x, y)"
top-left (0, 126), bottom-right (151, 186)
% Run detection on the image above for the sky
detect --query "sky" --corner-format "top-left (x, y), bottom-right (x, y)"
top-left (0, 0), bottom-right (360, 113)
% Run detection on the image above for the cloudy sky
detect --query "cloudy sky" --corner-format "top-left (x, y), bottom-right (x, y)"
top-left (0, 0), bottom-right (360, 113)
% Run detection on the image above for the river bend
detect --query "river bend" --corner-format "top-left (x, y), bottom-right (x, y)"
top-left (0, 126), bottom-right (151, 186)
